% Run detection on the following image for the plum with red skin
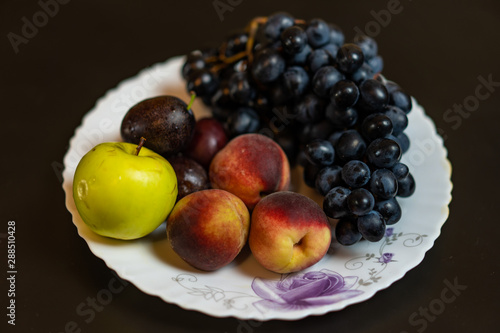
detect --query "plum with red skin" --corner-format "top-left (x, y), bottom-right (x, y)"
top-left (184, 117), bottom-right (228, 169)
top-left (167, 155), bottom-right (210, 200)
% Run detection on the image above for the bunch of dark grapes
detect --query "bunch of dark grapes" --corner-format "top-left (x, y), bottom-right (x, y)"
top-left (182, 12), bottom-right (415, 246)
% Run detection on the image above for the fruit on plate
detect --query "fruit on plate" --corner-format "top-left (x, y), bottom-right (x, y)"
top-left (73, 140), bottom-right (178, 240)
top-left (166, 189), bottom-right (250, 271)
top-left (167, 154), bottom-right (210, 200)
top-left (121, 95), bottom-right (196, 156)
top-left (249, 191), bottom-right (331, 274)
top-left (209, 133), bottom-right (290, 210)
top-left (181, 13), bottom-right (417, 246)
top-left (184, 117), bottom-right (228, 169)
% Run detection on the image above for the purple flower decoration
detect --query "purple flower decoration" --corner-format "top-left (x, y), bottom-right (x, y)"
top-left (251, 269), bottom-right (363, 312)
top-left (378, 253), bottom-right (394, 264)
top-left (385, 227), bottom-right (394, 237)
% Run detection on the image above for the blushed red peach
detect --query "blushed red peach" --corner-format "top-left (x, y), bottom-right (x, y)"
top-left (209, 134), bottom-right (290, 210)
top-left (166, 189), bottom-right (250, 271)
top-left (249, 191), bottom-right (331, 274)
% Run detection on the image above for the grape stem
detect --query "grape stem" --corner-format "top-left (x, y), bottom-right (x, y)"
top-left (135, 137), bottom-right (146, 156)
top-left (187, 92), bottom-right (196, 111)
top-left (208, 16), bottom-right (268, 73)
top-left (245, 16), bottom-right (267, 63)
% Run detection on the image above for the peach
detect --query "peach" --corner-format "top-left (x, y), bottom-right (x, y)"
top-left (166, 189), bottom-right (250, 271)
top-left (249, 191), bottom-right (332, 274)
top-left (209, 133), bottom-right (290, 210)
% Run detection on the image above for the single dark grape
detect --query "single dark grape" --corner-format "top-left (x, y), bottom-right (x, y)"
top-left (375, 198), bottom-right (402, 225)
top-left (182, 51), bottom-right (205, 79)
top-left (312, 66), bottom-right (344, 98)
top-left (223, 32), bottom-right (249, 58)
top-left (384, 105), bottom-right (408, 136)
top-left (335, 129), bottom-right (367, 162)
top-left (349, 63), bottom-right (375, 84)
top-left (211, 81), bottom-right (238, 109)
top-left (396, 132), bottom-right (410, 154)
top-left (357, 210), bottom-right (386, 242)
top-left (347, 188), bottom-right (375, 216)
top-left (335, 216), bottom-right (362, 245)
top-left (391, 162), bottom-right (410, 180)
top-left (342, 160), bottom-right (371, 188)
top-left (357, 79), bottom-right (389, 113)
top-left (320, 43), bottom-right (339, 60)
top-left (307, 49), bottom-right (333, 74)
top-left (325, 104), bottom-right (358, 129)
top-left (281, 26), bottom-right (308, 54)
top-left (252, 38), bottom-right (273, 54)
top-left (186, 69), bottom-right (218, 97)
top-left (385, 134), bottom-right (401, 150)
top-left (323, 186), bottom-right (351, 219)
top-left (366, 138), bottom-right (401, 168)
top-left (287, 44), bottom-right (312, 65)
top-left (385, 81), bottom-right (400, 93)
top-left (354, 35), bottom-right (378, 59)
top-left (251, 49), bottom-right (286, 83)
top-left (386, 82), bottom-right (412, 113)
top-left (294, 93), bottom-right (326, 124)
top-left (328, 23), bottom-right (345, 46)
top-left (330, 80), bottom-right (359, 110)
top-left (361, 113), bottom-right (394, 141)
top-left (367, 55), bottom-right (384, 73)
top-left (397, 172), bottom-right (416, 197)
top-left (282, 66), bottom-right (310, 98)
top-left (264, 12), bottom-right (295, 41)
top-left (228, 72), bottom-right (255, 104)
top-left (315, 165), bottom-right (343, 196)
top-left (391, 90), bottom-right (413, 113)
top-left (226, 107), bottom-right (260, 137)
top-left (336, 43), bottom-right (365, 74)
top-left (306, 18), bottom-right (331, 48)
top-left (369, 168), bottom-right (398, 200)
top-left (305, 139), bottom-right (335, 166)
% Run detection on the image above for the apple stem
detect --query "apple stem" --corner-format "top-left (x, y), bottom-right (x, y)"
top-left (135, 137), bottom-right (146, 156)
top-left (187, 92), bottom-right (196, 111)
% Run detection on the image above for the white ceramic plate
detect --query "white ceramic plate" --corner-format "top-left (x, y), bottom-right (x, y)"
top-left (62, 56), bottom-right (453, 321)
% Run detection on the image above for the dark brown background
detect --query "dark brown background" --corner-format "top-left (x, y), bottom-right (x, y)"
top-left (1, 0), bottom-right (499, 332)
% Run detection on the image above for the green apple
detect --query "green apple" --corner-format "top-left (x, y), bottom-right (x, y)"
top-left (73, 140), bottom-right (178, 240)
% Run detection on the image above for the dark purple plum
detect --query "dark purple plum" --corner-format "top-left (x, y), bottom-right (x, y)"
top-left (168, 155), bottom-right (210, 200)
top-left (121, 96), bottom-right (195, 156)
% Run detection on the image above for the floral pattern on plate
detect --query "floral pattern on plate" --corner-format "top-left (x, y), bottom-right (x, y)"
top-left (251, 269), bottom-right (363, 312)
